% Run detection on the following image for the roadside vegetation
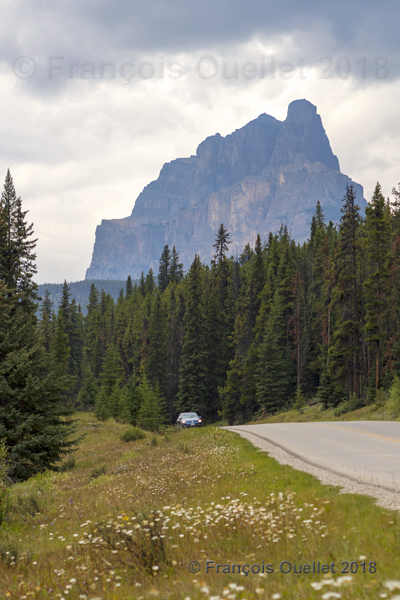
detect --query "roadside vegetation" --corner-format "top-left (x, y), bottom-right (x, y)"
top-left (253, 387), bottom-right (400, 424)
top-left (1, 414), bottom-right (400, 600)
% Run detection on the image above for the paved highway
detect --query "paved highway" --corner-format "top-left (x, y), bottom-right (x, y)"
top-left (227, 422), bottom-right (400, 493)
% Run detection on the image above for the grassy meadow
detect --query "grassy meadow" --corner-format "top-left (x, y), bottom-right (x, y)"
top-left (1, 413), bottom-right (400, 600)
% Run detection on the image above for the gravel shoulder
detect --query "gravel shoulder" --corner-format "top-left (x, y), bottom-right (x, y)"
top-left (226, 426), bottom-right (400, 512)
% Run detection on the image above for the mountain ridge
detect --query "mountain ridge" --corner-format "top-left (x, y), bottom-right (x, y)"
top-left (86, 99), bottom-right (366, 280)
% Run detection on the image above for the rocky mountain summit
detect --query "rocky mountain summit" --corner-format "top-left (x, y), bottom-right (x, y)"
top-left (86, 99), bottom-right (366, 280)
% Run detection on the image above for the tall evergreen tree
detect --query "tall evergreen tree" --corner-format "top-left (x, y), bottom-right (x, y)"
top-left (126, 275), bottom-right (133, 297)
top-left (146, 292), bottom-right (167, 391)
top-left (170, 246), bottom-right (184, 284)
top-left (177, 255), bottom-right (209, 416)
top-left (0, 171), bottom-right (77, 480)
top-left (213, 223), bottom-right (231, 265)
top-left (364, 182), bottom-right (391, 394)
top-left (158, 244), bottom-right (171, 292)
top-left (330, 185), bottom-right (362, 401)
top-left (39, 289), bottom-right (54, 352)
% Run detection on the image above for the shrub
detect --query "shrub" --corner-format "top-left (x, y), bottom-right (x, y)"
top-left (120, 427), bottom-right (146, 443)
top-left (90, 465), bottom-right (106, 480)
top-left (178, 441), bottom-right (190, 454)
top-left (334, 394), bottom-right (362, 416)
top-left (59, 456), bottom-right (76, 472)
top-left (10, 493), bottom-right (41, 517)
top-left (387, 377), bottom-right (400, 418)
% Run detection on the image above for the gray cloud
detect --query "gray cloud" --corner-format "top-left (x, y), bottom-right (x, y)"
top-left (0, 0), bottom-right (399, 282)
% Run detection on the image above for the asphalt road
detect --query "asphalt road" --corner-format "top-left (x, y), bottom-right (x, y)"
top-left (227, 422), bottom-right (400, 492)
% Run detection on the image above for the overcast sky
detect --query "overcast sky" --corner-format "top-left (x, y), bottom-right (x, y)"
top-left (1, 0), bottom-right (399, 283)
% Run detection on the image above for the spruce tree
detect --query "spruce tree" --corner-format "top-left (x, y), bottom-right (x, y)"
top-left (146, 268), bottom-right (156, 295)
top-left (120, 373), bottom-right (142, 424)
top-left (0, 170), bottom-right (38, 308)
top-left (170, 246), bottom-right (184, 284)
top-left (0, 282), bottom-right (77, 480)
top-left (39, 289), bottom-right (53, 352)
top-left (158, 244), bottom-right (171, 292)
top-left (126, 275), bottom-right (133, 297)
top-left (146, 292), bottom-right (167, 391)
top-left (84, 284), bottom-right (102, 378)
top-left (137, 375), bottom-right (167, 431)
top-left (364, 182), bottom-right (391, 394)
top-left (213, 224), bottom-right (231, 265)
top-left (177, 255), bottom-right (209, 416)
top-left (0, 171), bottom-right (77, 480)
top-left (330, 185), bottom-right (362, 400)
top-left (77, 368), bottom-right (98, 408)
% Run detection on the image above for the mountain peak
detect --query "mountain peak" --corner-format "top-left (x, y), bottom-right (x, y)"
top-left (86, 100), bottom-right (365, 281)
top-left (286, 99), bottom-right (317, 122)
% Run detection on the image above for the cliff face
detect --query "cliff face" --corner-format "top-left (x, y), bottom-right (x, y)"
top-left (86, 99), bottom-right (366, 280)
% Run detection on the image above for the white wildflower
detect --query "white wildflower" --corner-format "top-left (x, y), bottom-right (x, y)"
top-left (384, 581), bottom-right (400, 591)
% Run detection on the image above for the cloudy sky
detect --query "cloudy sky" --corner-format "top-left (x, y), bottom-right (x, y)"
top-left (1, 0), bottom-right (399, 283)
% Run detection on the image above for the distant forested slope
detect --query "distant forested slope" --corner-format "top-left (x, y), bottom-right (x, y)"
top-left (38, 279), bottom-right (134, 315)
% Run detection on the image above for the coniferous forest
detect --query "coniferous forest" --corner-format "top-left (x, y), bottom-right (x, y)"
top-left (3, 170), bottom-right (400, 478)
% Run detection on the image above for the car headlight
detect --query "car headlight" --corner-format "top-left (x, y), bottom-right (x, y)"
top-left (182, 420), bottom-right (186, 423)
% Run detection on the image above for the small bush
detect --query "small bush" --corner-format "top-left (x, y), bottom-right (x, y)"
top-left (90, 465), bottom-right (106, 480)
top-left (178, 441), bottom-right (190, 454)
top-left (387, 377), bottom-right (400, 418)
top-left (10, 493), bottom-right (41, 517)
top-left (334, 394), bottom-right (362, 416)
top-left (59, 456), bottom-right (76, 472)
top-left (120, 427), bottom-right (146, 443)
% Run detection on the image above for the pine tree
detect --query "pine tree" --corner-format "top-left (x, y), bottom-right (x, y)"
top-left (84, 284), bottom-right (102, 378)
top-left (239, 243), bottom-right (254, 265)
top-left (146, 269), bottom-right (156, 295)
top-left (126, 275), bottom-right (133, 297)
top-left (177, 255), bottom-right (209, 416)
top-left (330, 185), bottom-right (362, 401)
top-left (256, 322), bottom-right (287, 414)
top-left (51, 311), bottom-right (70, 377)
top-left (364, 182), bottom-right (391, 394)
top-left (139, 271), bottom-right (146, 296)
top-left (77, 368), bottom-right (98, 408)
top-left (120, 373), bottom-right (142, 424)
top-left (213, 224), bottom-right (231, 265)
top-left (0, 176), bottom-right (78, 485)
top-left (137, 375), bottom-right (167, 431)
top-left (0, 170), bottom-right (38, 308)
top-left (69, 299), bottom-right (84, 381)
top-left (0, 282), bottom-right (78, 481)
top-left (170, 246), bottom-right (184, 284)
top-left (146, 292), bottom-right (167, 391)
top-left (39, 289), bottom-right (53, 352)
top-left (158, 245), bottom-right (171, 292)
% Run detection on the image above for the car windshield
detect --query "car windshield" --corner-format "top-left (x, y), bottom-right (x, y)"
top-left (181, 413), bottom-right (198, 419)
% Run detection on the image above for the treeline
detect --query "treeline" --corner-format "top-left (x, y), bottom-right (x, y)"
top-left (37, 279), bottom-right (133, 316)
top-left (37, 181), bottom-right (400, 425)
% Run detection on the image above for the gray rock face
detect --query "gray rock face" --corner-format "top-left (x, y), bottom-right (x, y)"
top-left (86, 99), bottom-right (366, 280)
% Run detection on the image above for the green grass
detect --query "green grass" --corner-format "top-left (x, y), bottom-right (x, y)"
top-left (0, 412), bottom-right (399, 599)
top-left (252, 401), bottom-right (400, 424)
